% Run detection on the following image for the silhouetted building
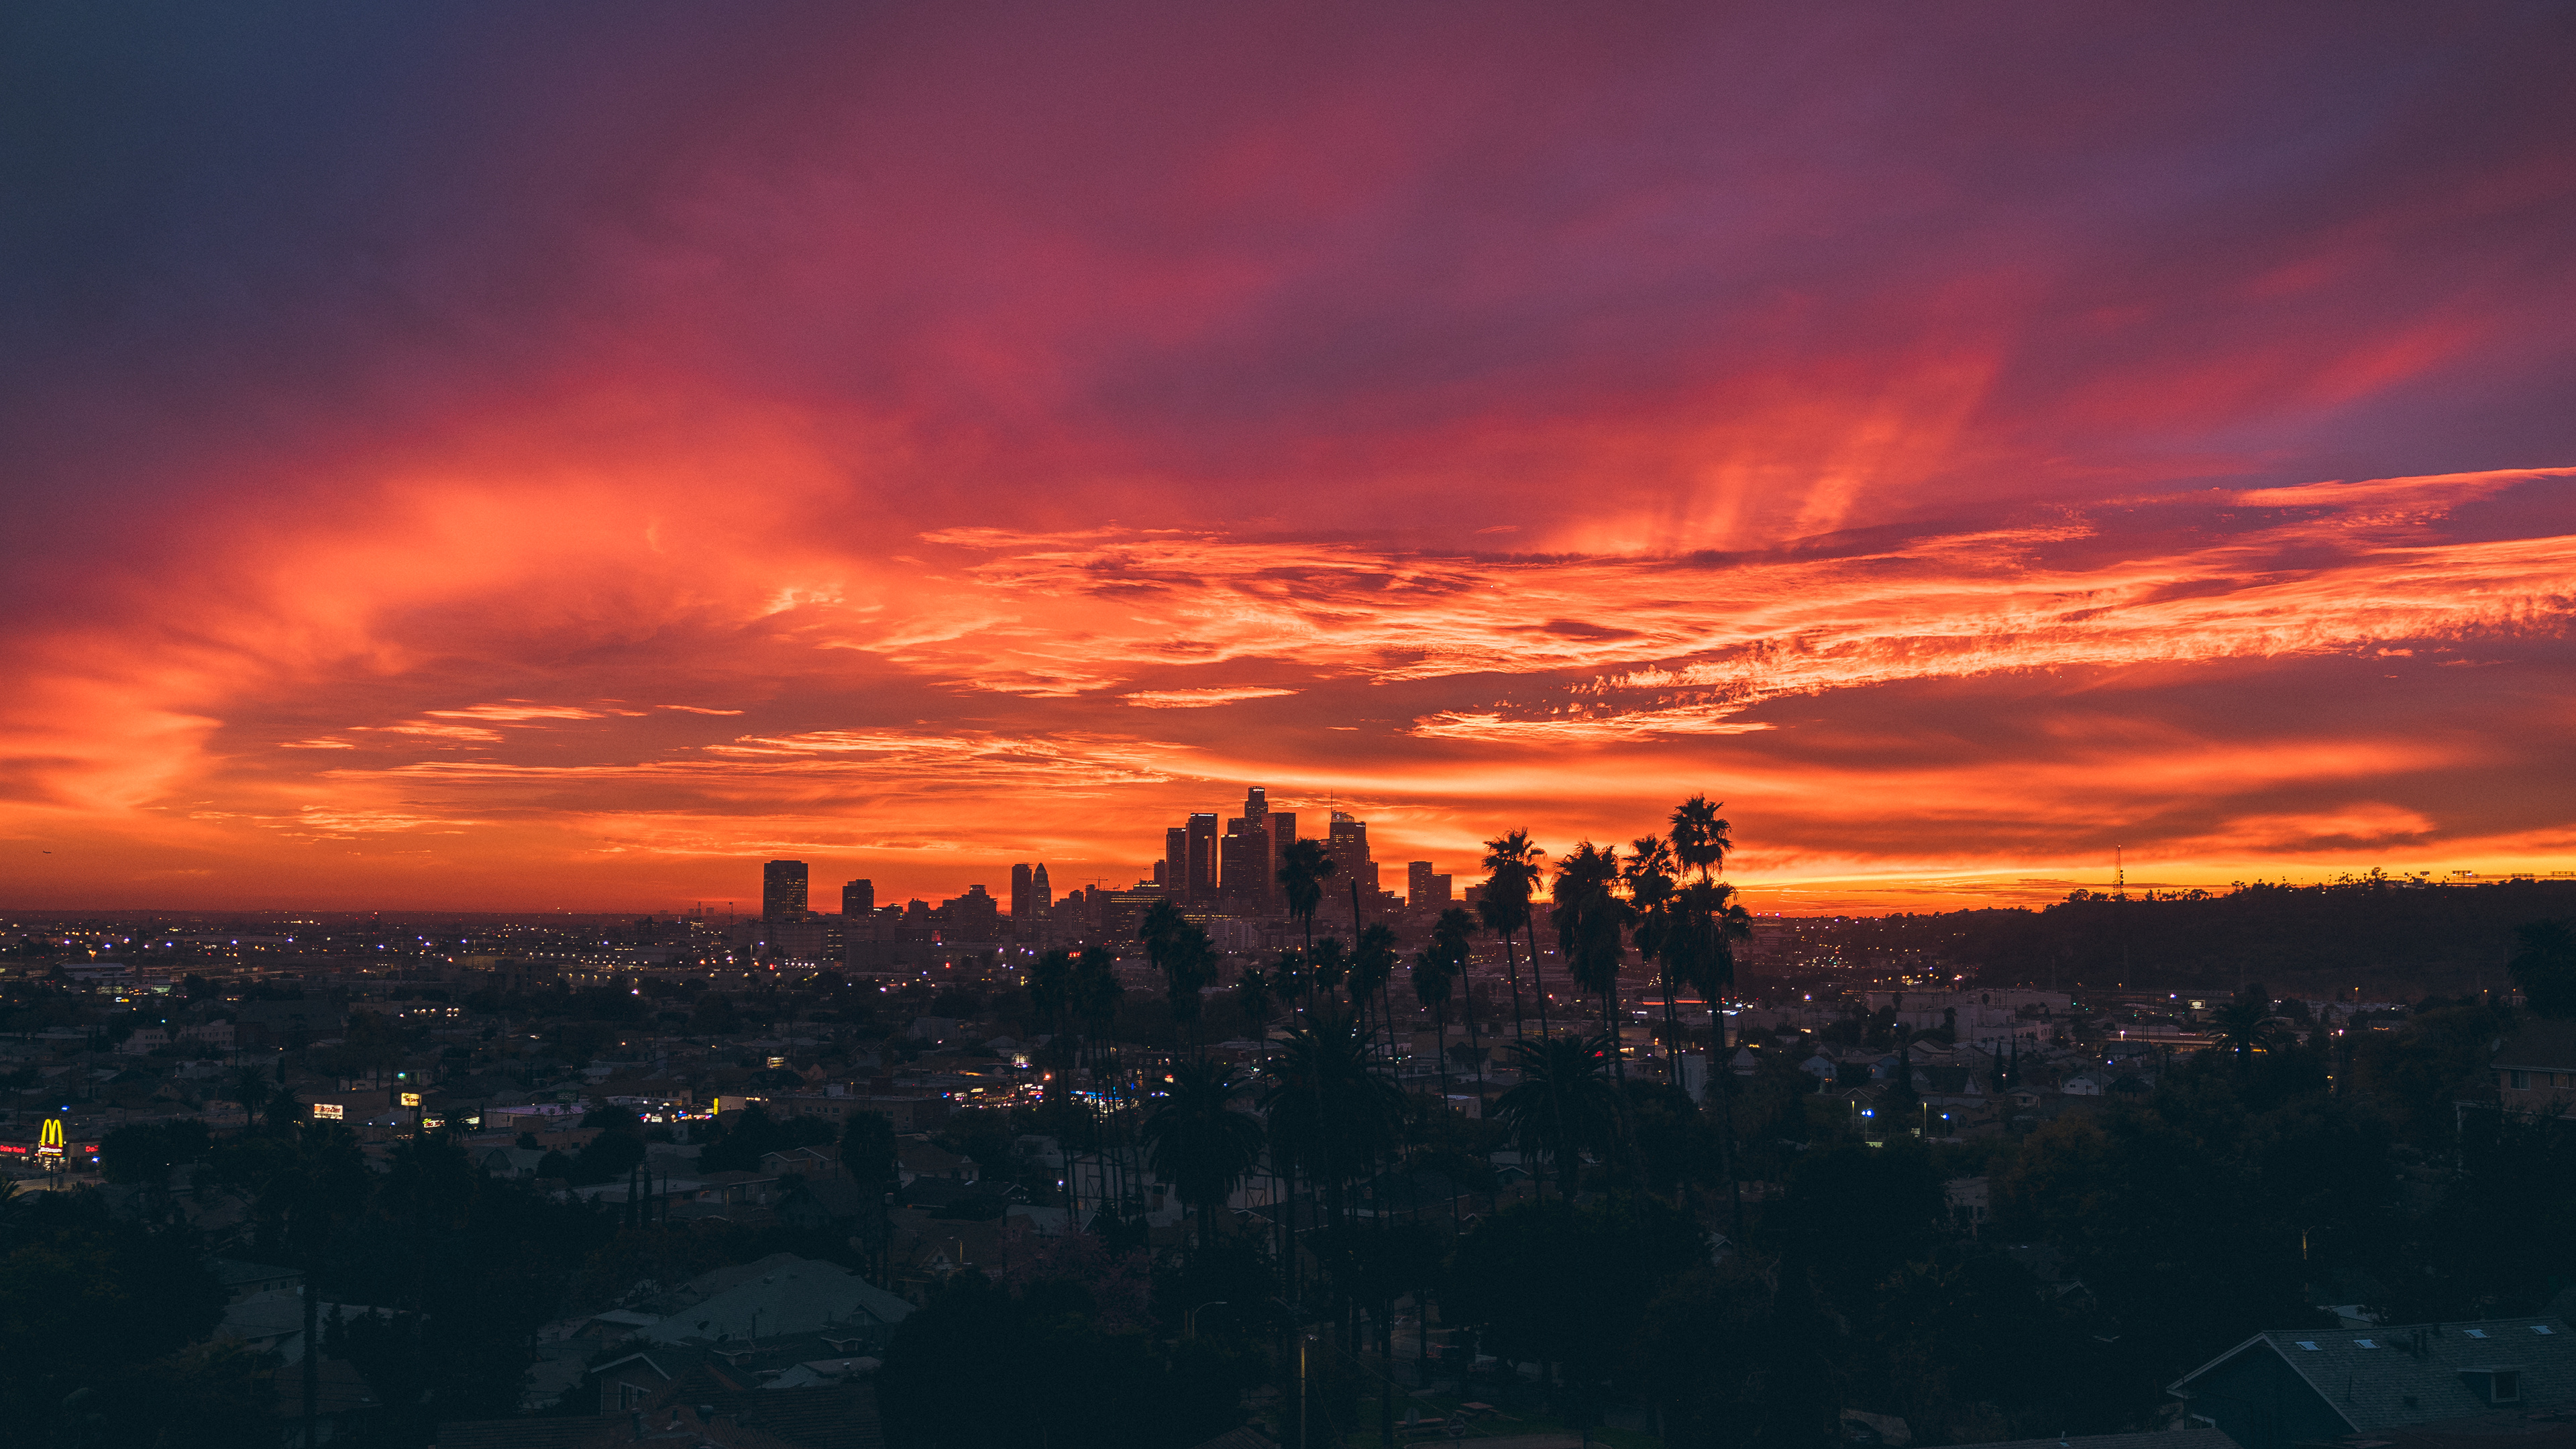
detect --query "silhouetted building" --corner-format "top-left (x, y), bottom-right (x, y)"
top-left (763, 860), bottom-right (810, 919)
top-left (1324, 812), bottom-right (1376, 893)
top-left (1185, 814), bottom-right (1219, 904)
top-left (1011, 863), bottom-right (1035, 920)
top-left (843, 879), bottom-right (874, 916)
top-left (1164, 829), bottom-right (1187, 899)
top-left (1407, 862), bottom-right (1452, 909)
top-left (1221, 816), bottom-right (1268, 913)
top-left (941, 885), bottom-right (1000, 942)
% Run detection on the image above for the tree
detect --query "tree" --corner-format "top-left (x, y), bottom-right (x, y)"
top-left (1235, 965), bottom-right (1275, 1040)
top-left (1481, 829), bottom-right (1546, 1042)
top-left (1446, 1195), bottom-right (1707, 1415)
top-left (1668, 794), bottom-right (1733, 883)
top-left (1429, 906), bottom-right (1485, 1102)
top-left (1140, 899), bottom-right (1217, 1051)
top-left (1350, 922), bottom-right (1400, 1040)
top-left (1493, 1032), bottom-right (1624, 1195)
top-left (1625, 835), bottom-right (1684, 1059)
top-left (1139, 1060), bottom-right (1267, 1250)
top-left (2511, 919), bottom-right (2576, 1017)
top-left (225, 1065), bottom-right (271, 1127)
top-left (1263, 1010), bottom-right (1405, 1233)
top-left (2210, 985), bottom-right (2294, 1063)
top-left (1411, 942), bottom-right (1460, 1106)
top-left (1278, 838), bottom-right (1338, 960)
top-left (1554, 840), bottom-right (1632, 1075)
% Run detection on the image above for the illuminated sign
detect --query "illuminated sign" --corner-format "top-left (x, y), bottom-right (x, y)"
top-left (36, 1118), bottom-right (64, 1158)
top-left (312, 1103), bottom-right (345, 1120)
top-left (399, 1092), bottom-right (422, 1108)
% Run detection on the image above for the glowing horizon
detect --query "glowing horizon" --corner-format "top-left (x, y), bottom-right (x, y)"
top-left (4, 6), bottom-right (2572, 916)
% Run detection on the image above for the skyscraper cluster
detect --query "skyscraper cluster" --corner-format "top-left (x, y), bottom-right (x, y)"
top-left (753, 786), bottom-right (1472, 975)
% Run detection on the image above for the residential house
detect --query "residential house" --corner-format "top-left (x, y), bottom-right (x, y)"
top-left (635, 1256), bottom-right (912, 1348)
top-left (2491, 1022), bottom-right (2576, 1119)
top-left (2167, 1319), bottom-right (2576, 1449)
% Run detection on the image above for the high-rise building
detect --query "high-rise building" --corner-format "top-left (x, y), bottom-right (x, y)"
top-left (1031, 863), bottom-right (1051, 915)
top-left (1011, 863), bottom-right (1035, 920)
top-left (1220, 816), bottom-right (1265, 912)
top-left (762, 859), bottom-right (809, 919)
top-left (843, 879), bottom-right (875, 915)
top-left (1186, 813), bottom-right (1220, 902)
top-left (1269, 810), bottom-right (1297, 904)
top-left (1324, 812), bottom-right (1377, 892)
top-left (1407, 862), bottom-right (1453, 909)
top-left (1164, 828), bottom-right (1187, 898)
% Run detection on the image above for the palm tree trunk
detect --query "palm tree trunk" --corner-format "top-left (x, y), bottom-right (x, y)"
top-left (1525, 920), bottom-right (1550, 1040)
top-left (1501, 936), bottom-right (1525, 1045)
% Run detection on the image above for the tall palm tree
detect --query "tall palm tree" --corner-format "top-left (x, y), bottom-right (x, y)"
top-left (1306, 937), bottom-right (1349, 1002)
top-left (1553, 841), bottom-right (1632, 1077)
top-left (1481, 830), bottom-right (1546, 1040)
top-left (1411, 945), bottom-right (1460, 1108)
top-left (1236, 965), bottom-right (1275, 1041)
top-left (1664, 861), bottom-right (1753, 1238)
top-left (1668, 795), bottom-right (1732, 883)
top-left (1140, 1059), bottom-right (1267, 1250)
top-left (1623, 835), bottom-right (1682, 1075)
top-left (1491, 1032), bottom-right (1623, 1197)
top-left (1430, 906), bottom-right (1486, 1106)
top-left (1142, 898), bottom-right (1216, 1053)
top-left (1278, 838), bottom-right (1338, 961)
top-left (1263, 1010), bottom-right (1405, 1232)
top-left (1351, 922), bottom-right (1400, 1045)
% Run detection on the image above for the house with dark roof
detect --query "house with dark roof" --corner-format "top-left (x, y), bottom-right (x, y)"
top-left (2491, 1022), bottom-right (2576, 1119)
top-left (2167, 1318), bottom-right (2576, 1449)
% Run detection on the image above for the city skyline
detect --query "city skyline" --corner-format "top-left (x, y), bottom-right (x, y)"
top-left (5, 7), bottom-right (2574, 915)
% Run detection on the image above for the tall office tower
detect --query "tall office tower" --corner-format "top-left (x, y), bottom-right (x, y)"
top-left (1011, 863), bottom-right (1034, 920)
top-left (1186, 813), bottom-right (1220, 902)
top-left (1220, 817), bottom-right (1264, 912)
top-left (1164, 828), bottom-right (1187, 895)
top-left (762, 859), bottom-right (810, 919)
top-left (1407, 862), bottom-right (1455, 908)
top-left (1237, 788), bottom-right (1272, 910)
top-left (843, 879), bottom-right (875, 915)
top-left (1324, 812), bottom-right (1377, 892)
top-left (1269, 810), bottom-right (1297, 892)
top-left (1030, 863), bottom-right (1052, 935)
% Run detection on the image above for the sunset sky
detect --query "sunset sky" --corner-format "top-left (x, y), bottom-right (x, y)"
top-left (5, 4), bottom-right (2573, 914)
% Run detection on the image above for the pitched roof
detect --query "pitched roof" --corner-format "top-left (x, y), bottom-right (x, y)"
top-left (2172, 1319), bottom-right (2576, 1431)
top-left (2494, 1022), bottom-right (2576, 1073)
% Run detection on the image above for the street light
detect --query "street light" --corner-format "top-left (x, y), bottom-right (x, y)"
top-left (1185, 1299), bottom-right (1226, 1338)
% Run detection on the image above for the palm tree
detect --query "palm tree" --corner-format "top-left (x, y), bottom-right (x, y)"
top-left (1306, 937), bottom-right (1349, 1003)
top-left (2211, 989), bottom-right (2292, 1063)
top-left (1236, 965), bottom-right (1276, 1040)
top-left (1263, 1010), bottom-right (1405, 1233)
top-left (1351, 922), bottom-right (1400, 1046)
top-left (1412, 948), bottom-right (1457, 1104)
top-left (1623, 835), bottom-right (1682, 1075)
top-left (1028, 949), bottom-right (1076, 1099)
top-left (1140, 1059), bottom-right (1268, 1250)
top-left (1668, 795), bottom-right (1732, 883)
top-left (1141, 898), bottom-right (1216, 1053)
top-left (1278, 838), bottom-right (1338, 960)
top-left (1481, 830), bottom-right (1546, 1041)
top-left (1430, 906), bottom-right (1486, 1106)
top-left (227, 1065), bottom-right (273, 1130)
top-left (1553, 841), bottom-right (1632, 1077)
top-left (1491, 1032), bottom-right (1623, 1197)
top-left (1664, 868), bottom-right (1753, 1236)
